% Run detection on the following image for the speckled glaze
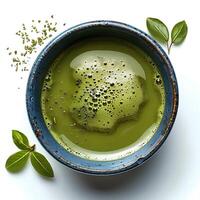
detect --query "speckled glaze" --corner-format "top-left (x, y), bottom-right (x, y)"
top-left (26, 21), bottom-right (178, 175)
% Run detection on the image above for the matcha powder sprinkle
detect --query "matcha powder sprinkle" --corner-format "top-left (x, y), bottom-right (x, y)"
top-left (7, 15), bottom-right (66, 72)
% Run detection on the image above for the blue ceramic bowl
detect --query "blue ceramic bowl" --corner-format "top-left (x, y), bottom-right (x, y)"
top-left (26, 21), bottom-right (178, 175)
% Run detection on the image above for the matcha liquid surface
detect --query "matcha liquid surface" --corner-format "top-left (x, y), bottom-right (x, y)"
top-left (41, 37), bottom-right (165, 161)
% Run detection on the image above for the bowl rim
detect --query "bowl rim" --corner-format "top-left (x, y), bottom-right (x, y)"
top-left (26, 20), bottom-right (179, 175)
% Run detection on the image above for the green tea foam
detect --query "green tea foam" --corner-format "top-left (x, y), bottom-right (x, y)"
top-left (70, 51), bottom-right (145, 131)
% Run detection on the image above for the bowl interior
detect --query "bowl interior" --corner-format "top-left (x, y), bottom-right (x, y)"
top-left (26, 21), bottom-right (178, 175)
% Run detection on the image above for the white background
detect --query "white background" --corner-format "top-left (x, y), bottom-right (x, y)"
top-left (0, 0), bottom-right (199, 199)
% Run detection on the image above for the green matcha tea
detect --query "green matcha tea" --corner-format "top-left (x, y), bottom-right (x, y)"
top-left (41, 37), bottom-right (165, 161)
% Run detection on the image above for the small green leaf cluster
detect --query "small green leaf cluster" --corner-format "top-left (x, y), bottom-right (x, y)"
top-left (146, 17), bottom-right (188, 54)
top-left (5, 130), bottom-right (54, 178)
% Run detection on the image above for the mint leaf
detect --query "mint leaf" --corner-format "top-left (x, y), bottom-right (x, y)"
top-left (146, 17), bottom-right (169, 43)
top-left (30, 152), bottom-right (54, 177)
top-left (171, 20), bottom-right (188, 45)
top-left (12, 130), bottom-right (30, 150)
top-left (5, 150), bottom-right (30, 173)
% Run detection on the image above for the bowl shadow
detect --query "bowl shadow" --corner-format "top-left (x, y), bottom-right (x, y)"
top-left (69, 145), bottom-right (166, 192)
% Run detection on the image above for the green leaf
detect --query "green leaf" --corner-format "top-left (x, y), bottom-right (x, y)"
top-left (12, 130), bottom-right (30, 150)
top-left (146, 17), bottom-right (169, 43)
top-left (5, 150), bottom-right (30, 173)
top-left (171, 20), bottom-right (188, 45)
top-left (30, 152), bottom-right (54, 177)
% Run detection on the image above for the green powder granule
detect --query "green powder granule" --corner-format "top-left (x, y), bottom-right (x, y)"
top-left (70, 51), bottom-right (145, 132)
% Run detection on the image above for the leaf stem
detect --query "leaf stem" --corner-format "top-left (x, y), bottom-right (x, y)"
top-left (30, 144), bottom-right (36, 152)
top-left (167, 42), bottom-right (173, 54)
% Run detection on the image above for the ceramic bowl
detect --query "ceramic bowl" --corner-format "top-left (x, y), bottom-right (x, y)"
top-left (26, 21), bottom-right (178, 175)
